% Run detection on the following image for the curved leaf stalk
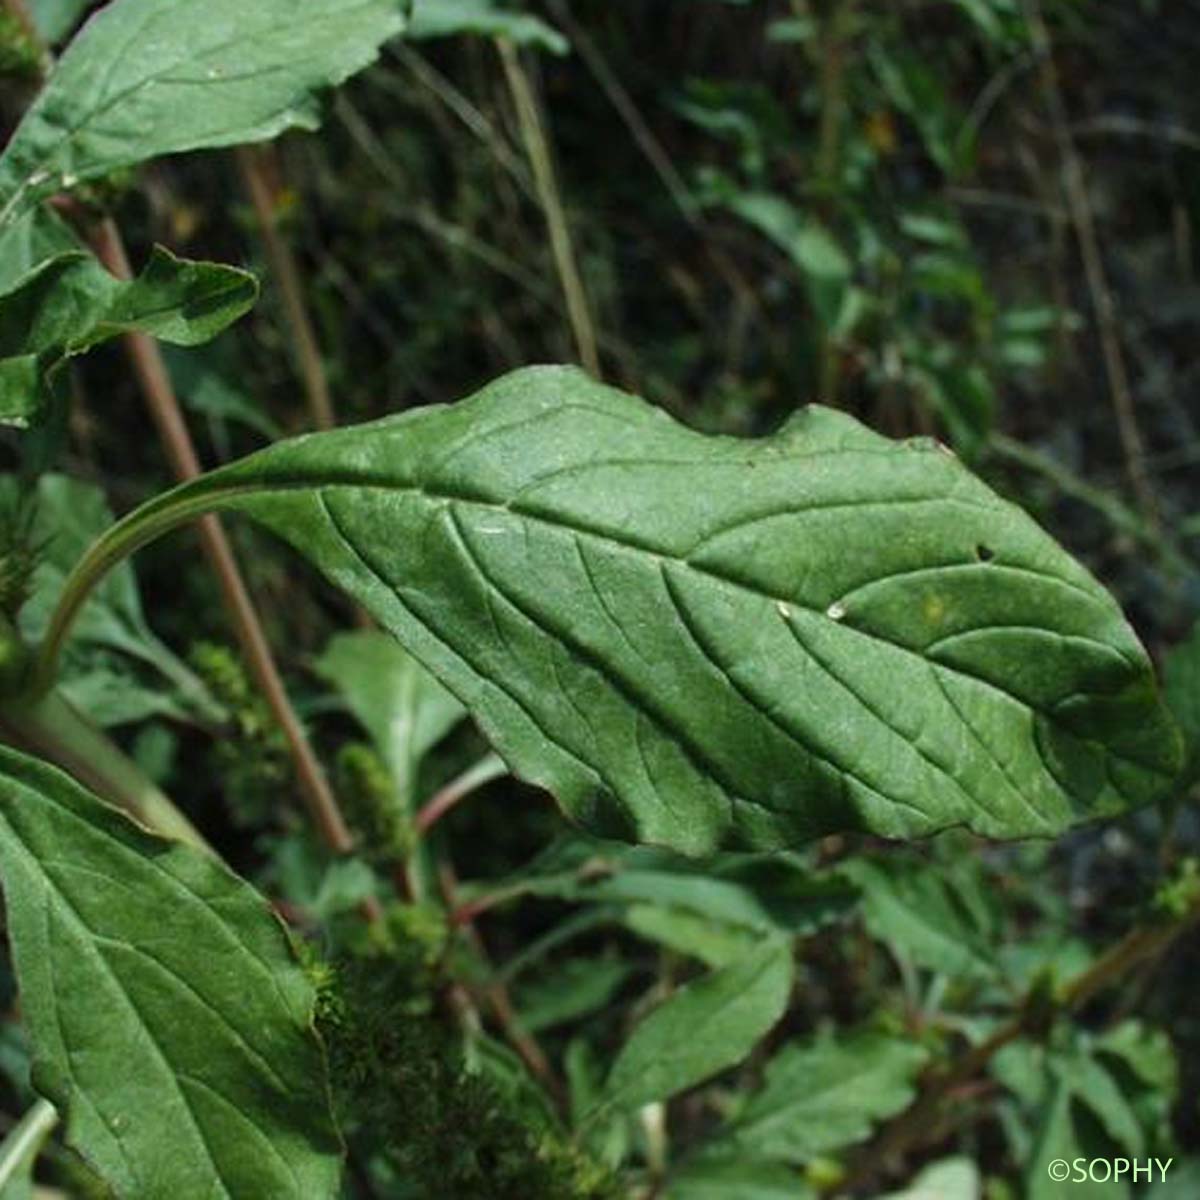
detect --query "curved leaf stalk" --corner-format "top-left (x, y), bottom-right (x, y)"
top-left (0, 1098), bottom-right (57, 1190)
top-left (0, 690), bottom-right (211, 851)
top-left (83, 219), bottom-right (362, 867)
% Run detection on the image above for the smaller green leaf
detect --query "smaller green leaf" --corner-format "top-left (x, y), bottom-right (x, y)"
top-left (879, 1157), bottom-right (981, 1200)
top-left (722, 192), bottom-right (852, 331)
top-left (622, 904), bottom-right (762, 968)
top-left (515, 956), bottom-right (632, 1033)
top-left (408, 0), bottom-right (568, 54)
top-left (315, 629), bottom-right (467, 806)
top-left (841, 855), bottom-right (1000, 980)
top-left (598, 939), bottom-right (792, 1114)
top-left (724, 1031), bottom-right (929, 1163)
top-left (0, 210), bottom-right (78, 297)
top-left (1027, 1075), bottom-right (1129, 1200)
top-left (0, 248), bottom-right (256, 428)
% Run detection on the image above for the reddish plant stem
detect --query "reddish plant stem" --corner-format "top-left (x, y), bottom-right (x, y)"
top-left (235, 145), bottom-right (336, 432)
top-left (415, 754), bottom-right (504, 835)
top-left (437, 861), bottom-right (565, 1107)
top-left (86, 218), bottom-right (371, 888)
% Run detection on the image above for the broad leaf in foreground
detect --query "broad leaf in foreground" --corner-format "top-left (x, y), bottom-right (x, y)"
top-left (0, 0), bottom-right (409, 230)
top-left (597, 938), bottom-right (793, 1114)
top-left (69, 366), bottom-right (1182, 854)
top-left (0, 746), bottom-right (341, 1200)
top-left (0, 248), bottom-right (256, 427)
top-left (719, 1031), bottom-right (928, 1164)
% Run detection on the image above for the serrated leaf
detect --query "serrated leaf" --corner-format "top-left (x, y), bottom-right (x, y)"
top-left (722, 1031), bottom-right (928, 1163)
top-left (408, 0), bottom-right (567, 53)
top-left (515, 956), bottom-right (632, 1033)
top-left (3, 474), bottom-right (223, 727)
top-left (70, 366), bottom-right (1181, 853)
top-left (314, 629), bottom-right (465, 806)
top-left (0, 746), bottom-right (341, 1200)
top-left (841, 855), bottom-right (1000, 980)
top-left (879, 1156), bottom-right (981, 1200)
top-left (599, 939), bottom-right (792, 1113)
top-left (0, 248), bottom-right (256, 428)
top-left (0, 0), bottom-right (409, 230)
top-left (1027, 1075), bottom-right (1129, 1200)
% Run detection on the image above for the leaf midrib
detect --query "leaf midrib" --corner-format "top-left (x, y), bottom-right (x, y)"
top-left (198, 471), bottom-right (1164, 792)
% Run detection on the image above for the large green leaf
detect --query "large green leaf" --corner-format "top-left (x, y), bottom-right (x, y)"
top-left (0, 745), bottom-right (341, 1199)
top-left (0, 248), bottom-right (256, 427)
top-left (597, 939), bottom-right (793, 1114)
top-left (720, 1031), bottom-right (928, 1164)
top-left (68, 366), bottom-right (1180, 854)
top-left (0, 0), bottom-right (409, 230)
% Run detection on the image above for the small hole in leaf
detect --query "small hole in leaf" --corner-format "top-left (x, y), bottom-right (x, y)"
top-left (975, 544), bottom-right (995, 563)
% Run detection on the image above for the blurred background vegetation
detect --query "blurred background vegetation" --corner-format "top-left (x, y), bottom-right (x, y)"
top-left (3, 1), bottom-right (1200, 1196)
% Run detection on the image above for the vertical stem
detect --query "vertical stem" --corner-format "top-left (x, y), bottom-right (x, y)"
top-left (235, 145), bottom-right (336, 432)
top-left (1023, 0), bottom-right (1159, 528)
top-left (812, 0), bottom-right (856, 405)
top-left (85, 218), bottom-right (362, 866)
top-left (545, 0), bottom-right (698, 225)
top-left (498, 38), bottom-right (601, 377)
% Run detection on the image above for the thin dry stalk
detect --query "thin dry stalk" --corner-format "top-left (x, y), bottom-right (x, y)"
top-left (1023, 0), bottom-right (1159, 527)
top-left (87, 218), bottom-right (366, 874)
top-left (497, 38), bottom-right (601, 377)
top-left (235, 145), bottom-right (336, 431)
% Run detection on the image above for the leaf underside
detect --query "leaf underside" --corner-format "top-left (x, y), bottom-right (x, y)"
top-left (0, 747), bottom-right (342, 1200)
top-left (123, 366), bottom-right (1181, 854)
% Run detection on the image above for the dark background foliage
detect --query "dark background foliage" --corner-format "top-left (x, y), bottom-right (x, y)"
top-left (2, 1), bottom-right (1199, 1197)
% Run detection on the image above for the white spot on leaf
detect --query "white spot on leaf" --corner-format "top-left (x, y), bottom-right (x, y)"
top-left (826, 602), bottom-right (846, 621)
